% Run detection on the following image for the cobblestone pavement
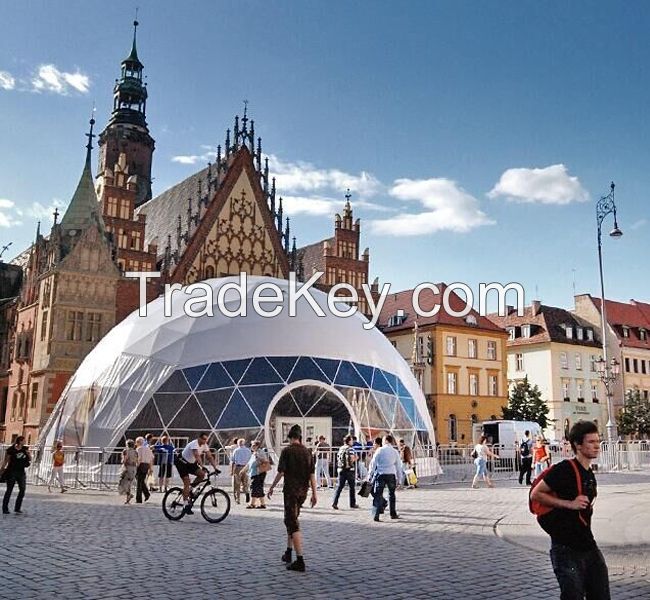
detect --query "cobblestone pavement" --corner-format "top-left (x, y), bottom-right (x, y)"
top-left (2, 473), bottom-right (649, 600)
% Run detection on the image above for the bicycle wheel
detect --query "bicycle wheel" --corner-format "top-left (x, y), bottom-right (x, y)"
top-left (162, 487), bottom-right (186, 521)
top-left (200, 487), bottom-right (231, 523)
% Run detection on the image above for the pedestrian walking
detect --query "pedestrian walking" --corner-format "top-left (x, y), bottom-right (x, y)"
top-left (471, 435), bottom-right (498, 489)
top-left (530, 420), bottom-right (610, 599)
top-left (47, 441), bottom-right (67, 493)
top-left (313, 435), bottom-right (331, 489)
top-left (135, 436), bottom-right (154, 503)
top-left (154, 434), bottom-right (175, 492)
top-left (368, 434), bottom-right (403, 522)
top-left (332, 434), bottom-right (359, 510)
top-left (399, 438), bottom-right (416, 488)
top-left (533, 435), bottom-right (551, 479)
top-left (118, 439), bottom-right (138, 504)
top-left (231, 438), bottom-right (252, 505)
top-left (267, 424), bottom-right (317, 572)
top-left (518, 430), bottom-right (534, 485)
top-left (1, 435), bottom-right (31, 515)
top-left (247, 440), bottom-right (270, 508)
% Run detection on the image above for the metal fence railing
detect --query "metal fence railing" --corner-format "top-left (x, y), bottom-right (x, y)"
top-left (1, 441), bottom-right (649, 492)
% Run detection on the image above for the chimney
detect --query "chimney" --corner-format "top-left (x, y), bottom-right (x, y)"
top-left (531, 300), bottom-right (541, 316)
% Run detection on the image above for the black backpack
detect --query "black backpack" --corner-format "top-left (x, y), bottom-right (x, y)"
top-left (520, 439), bottom-right (530, 457)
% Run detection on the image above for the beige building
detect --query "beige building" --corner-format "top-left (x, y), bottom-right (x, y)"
top-left (380, 285), bottom-right (508, 445)
top-left (574, 295), bottom-right (650, 410)
top-left (488, 301), bottom-right (604, 442)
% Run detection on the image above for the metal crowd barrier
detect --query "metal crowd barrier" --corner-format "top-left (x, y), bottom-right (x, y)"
top-left (1, 440), bottom-right (649, 492)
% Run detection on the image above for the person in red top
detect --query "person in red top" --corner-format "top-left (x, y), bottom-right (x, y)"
top-left (532, 435), bottom-right (551, 479)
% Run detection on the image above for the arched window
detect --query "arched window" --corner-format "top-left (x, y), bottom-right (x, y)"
top-left (448, 414), bottom-right (457, 442)
top-left (205, 265), bottom-right (215, 279)
top-left (471, 414), bottom-right (478, 424)
top-left (564, 418), bottom-right (571, 440)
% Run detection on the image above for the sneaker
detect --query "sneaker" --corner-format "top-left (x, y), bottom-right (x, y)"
top-left (14, 510), bottom-right (23, 514)
top-left (390, 514), bottom-right (400, 520)
top-left (183, 505), bottom-right (194, 515)
top-left (331, 504), bottom-right (338, 510)
top-left (245, 493), bottom-right (251, 503)
top-left (2, 509), bottom-right (9, 515)
top-left (350, 505), bottom-right (360, 509)
top-left (373, 514), bottom-right (380, 522)
top-left (281, 550), bottom-right (292, 563)
top-left (287, 559), bottom-right (305, 572)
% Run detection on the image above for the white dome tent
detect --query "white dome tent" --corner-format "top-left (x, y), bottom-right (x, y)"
top-left (40, 276), bottom-right (436, 458)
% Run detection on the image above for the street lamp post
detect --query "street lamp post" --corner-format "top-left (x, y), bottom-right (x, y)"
top-left (595, 356), bottom-right (621, 441)
top-left (595, 182), bottom-right (623, 441)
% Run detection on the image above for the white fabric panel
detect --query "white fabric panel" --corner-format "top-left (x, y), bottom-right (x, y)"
top-left (40, 276), bottom-right (435, 448)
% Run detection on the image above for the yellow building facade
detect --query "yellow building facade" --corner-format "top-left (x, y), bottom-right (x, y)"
top-left (380, 286), bottom-right (508, 445)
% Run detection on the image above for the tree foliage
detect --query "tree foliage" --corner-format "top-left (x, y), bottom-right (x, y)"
top-left (502, 376), bottom-right (550, 429)
top-left (617, 389), bottom-right (650, 437)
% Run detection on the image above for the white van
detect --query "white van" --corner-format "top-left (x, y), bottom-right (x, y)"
top-left (472, 420), bottom-right (542, 460)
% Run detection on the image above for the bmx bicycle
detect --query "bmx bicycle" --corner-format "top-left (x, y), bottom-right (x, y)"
top-left (162, 468), bottom-right (230, 523)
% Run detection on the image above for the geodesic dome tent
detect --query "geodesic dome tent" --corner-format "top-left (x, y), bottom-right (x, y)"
top-left (41, 276), bottom-right (436, 455)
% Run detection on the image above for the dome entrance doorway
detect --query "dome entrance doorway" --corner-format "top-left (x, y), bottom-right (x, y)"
top-left (265, 381), bottom-right (359, 455)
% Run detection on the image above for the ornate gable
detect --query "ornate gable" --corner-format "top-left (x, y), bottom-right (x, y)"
top-left (57, 225), bottom-right (121, 279)
top-left (172, 147), bottom-right (290, 285)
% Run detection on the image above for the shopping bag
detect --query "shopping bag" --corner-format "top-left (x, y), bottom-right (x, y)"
top-left (405, 469), bottom-right (417, 487)
top-left (359, 480), bottom-right (371, 498)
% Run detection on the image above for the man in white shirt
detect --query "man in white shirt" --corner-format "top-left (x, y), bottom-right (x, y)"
top-left (368, 434), bottom-right (403, 522)
top-left (231, 438), bottom-right (252, 504)
top-left (176, 433), bottom-right (218, 513)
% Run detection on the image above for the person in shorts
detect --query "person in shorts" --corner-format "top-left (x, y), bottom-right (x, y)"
top-left (268, 424), bottom-right (317, 572)
top-left (154, 435), bottom-right (175, 493)
top-left (176, 433), bottom-right (218, 514)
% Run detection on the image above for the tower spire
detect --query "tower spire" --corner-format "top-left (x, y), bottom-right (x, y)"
top-left (129, 13), bottom-right (140, 62)
top-left (85, 114), bottom-right (96, 167)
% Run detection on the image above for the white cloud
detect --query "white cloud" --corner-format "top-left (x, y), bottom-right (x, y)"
top-left (32, 64), bottom-right (90, 95)
top-left (0, 198), bottom-right (21, 228)
top-left (171, 155), bottom-right (201, 165)
top-left (488, 164), bottom-right (589, 205)
top-left (13, 198), bottom-right (66, 226)
top-left (267, 154), bottom-right (383, 199)
top-left (282, 195), bottom-right (394, 217)
top-left (630, 218), bottom-right (647, 231)
top-left (369, 178), bottom-right (495, 236)
top-left (0, 70), bottom-right (15, 90)
top-left (171, 145), bottom-right (218, 165)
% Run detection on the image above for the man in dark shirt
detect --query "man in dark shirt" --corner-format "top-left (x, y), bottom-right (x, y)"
top-left (531, 420), bottom-right (610, 599)
top-left (1, 436), bottom-right (31, 514)
top-left (268, 424), bottom-right (317, 572)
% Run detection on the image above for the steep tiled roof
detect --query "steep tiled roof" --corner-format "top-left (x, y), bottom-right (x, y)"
top-left (379, 284), bottom-right (505, 333)
top-left (60, 160), bottom-right (105, 235)
top-left (297, 237), bottom-right (333, 276)
top-left (590, 296), bottom-right (650, 350)
top-left (487, 304), bottom-right (601, 348)
top-left (136, 165), bottom-right (210, 261)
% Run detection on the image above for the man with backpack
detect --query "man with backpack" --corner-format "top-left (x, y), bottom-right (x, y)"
top-left (518, 430), bottom-right (533, 485)
top-left (530, 420), bottom-right (610, 599)
top-left (332, 434), bottom-right (359, 510)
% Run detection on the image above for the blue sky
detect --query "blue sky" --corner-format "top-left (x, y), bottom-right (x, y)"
top-left (0, 1), bottom-right (648, 309)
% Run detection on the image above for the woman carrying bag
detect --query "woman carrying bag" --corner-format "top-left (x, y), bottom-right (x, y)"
top-left (247, 440), bottom-right (271, 509)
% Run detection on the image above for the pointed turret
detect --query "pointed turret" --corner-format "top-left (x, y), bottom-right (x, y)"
top-left (97, 19), bottom-right (155, 208)
top-left (110, 19), bottom-right (147, 128)
top-left (60, 118), bottom-right (105, 236)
